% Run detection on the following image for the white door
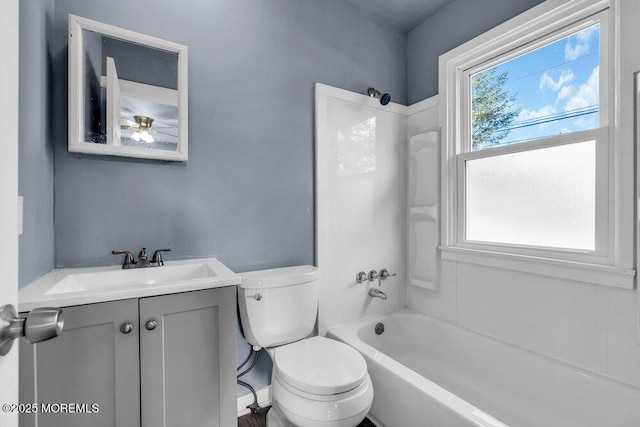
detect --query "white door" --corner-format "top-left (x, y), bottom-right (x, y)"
top-left (0, 0), bottom-right (21, 425)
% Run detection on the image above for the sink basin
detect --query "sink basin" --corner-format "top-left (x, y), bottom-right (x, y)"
top-left (46, 263), bottom-right (217, 295)
top-left (20, 258), bottom-right (240, 311)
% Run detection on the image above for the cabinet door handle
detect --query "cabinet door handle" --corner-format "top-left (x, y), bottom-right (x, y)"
top-left (120, 322), bottom-right (134, 334)
top-left (145, 320), bottom-right (157, 331)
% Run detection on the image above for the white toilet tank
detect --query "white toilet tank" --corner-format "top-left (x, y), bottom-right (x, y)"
top-left (238, 265), bottom-right (320, 348)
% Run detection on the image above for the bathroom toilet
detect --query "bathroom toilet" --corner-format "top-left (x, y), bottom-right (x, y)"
top-left (238, 266), bottom-right (373, 427)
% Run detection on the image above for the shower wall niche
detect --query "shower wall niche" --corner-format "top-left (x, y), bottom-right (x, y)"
top-left (408, 131), bottom-right (439, 290)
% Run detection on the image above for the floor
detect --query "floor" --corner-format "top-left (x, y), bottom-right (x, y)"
top-left (238, 409), bottom-right (377, 427)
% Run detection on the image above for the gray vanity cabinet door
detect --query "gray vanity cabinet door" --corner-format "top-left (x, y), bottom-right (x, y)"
top-left (19, 299), bottom-right (141, 427)
top-left (139, 286), bottom-right (237, 427)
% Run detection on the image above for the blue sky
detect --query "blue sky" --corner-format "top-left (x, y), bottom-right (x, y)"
top-left (472, 23), bottom-right (600, 147)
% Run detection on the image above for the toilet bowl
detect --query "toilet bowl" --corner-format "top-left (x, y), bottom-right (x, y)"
top-left (267, 336), bottom-right (373, 427)
top-left (238, 266), bottom-right (374, 427)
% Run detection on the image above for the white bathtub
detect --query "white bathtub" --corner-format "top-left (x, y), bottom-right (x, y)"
top-left (327, 309), bottom-right (640, 427)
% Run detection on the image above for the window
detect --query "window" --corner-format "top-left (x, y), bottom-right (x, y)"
top-left (462, 19), bottom-right (606, 254)
top-left (439, 0), bottom-right (635, 288)
top-left (464, 140), bottom-right (597, 251)
top-left (469, 23), bottom-right (600, 151)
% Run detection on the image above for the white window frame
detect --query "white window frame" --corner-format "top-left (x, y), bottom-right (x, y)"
top-left (439, 0), bottom-right (635, 289)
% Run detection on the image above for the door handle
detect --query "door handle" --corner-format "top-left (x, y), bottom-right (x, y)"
top-left (0, 304), bottom-right (64, 356)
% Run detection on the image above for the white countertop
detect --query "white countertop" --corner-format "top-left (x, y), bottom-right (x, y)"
top-left (19, 257), bottom-right (241, 312)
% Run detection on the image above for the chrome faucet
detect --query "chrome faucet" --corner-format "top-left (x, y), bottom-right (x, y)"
top-left (368, 288), bottom-right (387, 300)
top-left (136, 248), bottom-right (152, 268)
top-left (112, 248), bottom-right (172, 269)
top-left (112, 250), bottom-right (135, 268)
top-left (151, 248), bottom-right (172, 266)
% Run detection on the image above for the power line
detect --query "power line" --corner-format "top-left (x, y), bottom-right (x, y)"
top-left (504, 106), bottom-right (597, 131)
top-left (499, 52), bottom-right (597, 88)
top-left (476, 105), bottom-right (598, 134)
top-left (472, 22), bottom-right (599, 88)
top-left (504, 105), bottom-right (598, 129)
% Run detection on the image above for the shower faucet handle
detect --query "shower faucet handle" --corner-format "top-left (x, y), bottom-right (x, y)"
top-left (356, 271), bottom-right (368, 283)
top-left (368, 270), bottom-right (379, 281)
top-left (379, 269), bottom-right (396, 280)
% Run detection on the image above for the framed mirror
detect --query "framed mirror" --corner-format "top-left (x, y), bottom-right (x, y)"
top-left (68, 15), bottom-right (188, 161)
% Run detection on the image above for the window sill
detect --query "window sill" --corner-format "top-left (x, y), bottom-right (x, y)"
top-left (439, 246), bottom-right (635, 289)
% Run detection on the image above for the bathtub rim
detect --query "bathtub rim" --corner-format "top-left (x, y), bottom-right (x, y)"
top-left (327, 308), bottom-right (508, 427)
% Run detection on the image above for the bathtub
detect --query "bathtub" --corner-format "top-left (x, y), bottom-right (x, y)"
top-left (327, 309), bottom-right (640, 427)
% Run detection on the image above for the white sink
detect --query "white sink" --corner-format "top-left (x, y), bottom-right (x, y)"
top-left (46, 263), bottom-right (217, 295)
top-left (19, 258), bottom-right (240, 311)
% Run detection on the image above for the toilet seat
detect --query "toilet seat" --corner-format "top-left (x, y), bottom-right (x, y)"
top-left (273, 336), bottom-right (368, 395)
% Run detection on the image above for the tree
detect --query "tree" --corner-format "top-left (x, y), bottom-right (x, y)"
top-left (471, 68), bottom-right (519, 150)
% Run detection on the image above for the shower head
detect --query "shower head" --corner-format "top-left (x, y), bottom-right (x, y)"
top-left (367, 87), bottom-right (391, 105)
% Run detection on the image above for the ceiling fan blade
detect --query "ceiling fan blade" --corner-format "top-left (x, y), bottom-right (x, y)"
top-left (153, 130), bottom-right (178, 137)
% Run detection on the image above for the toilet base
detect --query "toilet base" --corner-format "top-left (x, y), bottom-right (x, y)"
top-left (267, 401), bottom-right (370, 427)
top-left (267, 404), bottom-right (294, 427)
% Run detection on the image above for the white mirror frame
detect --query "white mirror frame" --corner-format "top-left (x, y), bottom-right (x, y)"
top-left (68, 14), bottom-right (188, 161)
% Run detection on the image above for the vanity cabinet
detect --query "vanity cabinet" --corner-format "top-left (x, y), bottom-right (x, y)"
top-left (19, 286), bottom-right (237, 427)
top-left (139, 288), bottom-right (237, 427)
top-left (19, 298), bottom-right (140, 427)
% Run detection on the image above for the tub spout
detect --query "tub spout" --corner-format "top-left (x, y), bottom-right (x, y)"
top-left (368, 288), bottom-right (387, 300)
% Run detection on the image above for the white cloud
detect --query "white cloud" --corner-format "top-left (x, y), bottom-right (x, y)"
top-left (564, 25), bottom-right (597, 61)
top-left (576, 25), bottom-right (597, 43)
top-left (565, 42), bottom-right (589, 61)
top-left (539, 70), bottom-right (575, 92)
top-left (518, 105), bottom-right (556, 121)
top-left (564, 66), bottom-right (599, 112)
top-left (518, 105), bottom-right (556, 130)
top-left (556, 85), bottom-right (576, 102)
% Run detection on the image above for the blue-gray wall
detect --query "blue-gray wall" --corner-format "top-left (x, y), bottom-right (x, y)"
top-left (19, 0), bottom-right (544, 405)
top-left (407, 0), bottom-right (543, 104)
top-left (42, 0), bottom-right (407, 399)
top-left (19, 0), bottom-right (55, 288)
top-left (51, 0), bottom-right (407, 270)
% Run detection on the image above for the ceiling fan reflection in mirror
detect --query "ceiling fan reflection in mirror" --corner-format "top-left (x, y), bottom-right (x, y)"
top-left (120, 115), bottom-right (177, 144)
top-left (69, 14), bottom-right (188, 161)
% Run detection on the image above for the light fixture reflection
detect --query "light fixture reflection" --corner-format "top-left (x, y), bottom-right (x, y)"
top-left (131, 116), bottom-right (155, 143)
top-left (131, 130), bottom-right (154, 143)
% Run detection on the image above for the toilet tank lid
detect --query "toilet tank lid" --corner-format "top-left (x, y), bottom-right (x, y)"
top-left (239, 265), bottom-right (319, 289)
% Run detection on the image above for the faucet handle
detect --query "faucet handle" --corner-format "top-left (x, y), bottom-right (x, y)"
top-left (368, 270), bottom-right (379, 281)
top-left (112, 250), bottom-right (135, 267)
top-left (379, 269), bottom-right (396, 280)
top-left (152, 248), bottom-right (172, 266)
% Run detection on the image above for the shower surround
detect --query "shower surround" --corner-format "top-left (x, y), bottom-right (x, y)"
top-left (315, 83), bottom-right (410, 333)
